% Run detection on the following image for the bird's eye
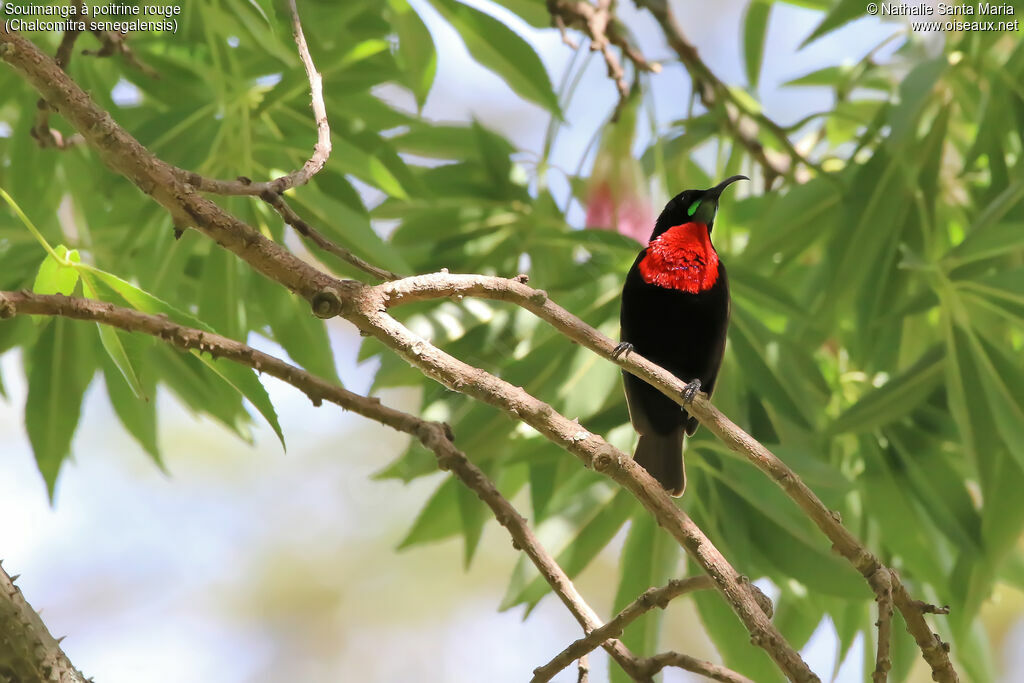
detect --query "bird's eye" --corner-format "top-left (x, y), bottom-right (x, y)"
top-left (687, 199), bottom-right (702, 217)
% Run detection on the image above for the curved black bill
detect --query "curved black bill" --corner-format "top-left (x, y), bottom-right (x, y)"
top-left (705, 175), bottom-right (749, 200)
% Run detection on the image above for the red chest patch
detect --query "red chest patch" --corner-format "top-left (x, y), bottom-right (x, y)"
top-left (638, 222), bottom-right (719, 293)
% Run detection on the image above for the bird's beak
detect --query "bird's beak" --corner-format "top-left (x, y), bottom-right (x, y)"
top-left (705, 175), bottom-right (749, 201)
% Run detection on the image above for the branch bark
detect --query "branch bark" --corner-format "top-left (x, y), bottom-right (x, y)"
top-left (641, 651), bottom-right (756, 683)
top-left (532, 575), bottom-right (715, 683)
top-left (0, 561), bottom-right (89, 683)
top-left (179, 0), bottom-right (330, 196)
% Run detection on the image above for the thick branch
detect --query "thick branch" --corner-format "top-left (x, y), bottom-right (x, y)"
top-left (0, 561), bottom-right (89, 683)
top-left (183, 0), bottom-right (331, 196)
top-left (532, 575), bottom-right (714, 683)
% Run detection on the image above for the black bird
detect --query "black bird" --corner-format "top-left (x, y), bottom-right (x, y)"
top-left (614, 176), bottom-right (747, 496)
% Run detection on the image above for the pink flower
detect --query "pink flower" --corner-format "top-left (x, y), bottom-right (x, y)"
top-left (585, 179), bottom-right (654, 245)
top-left (583, 97), bottom-right (653, 245)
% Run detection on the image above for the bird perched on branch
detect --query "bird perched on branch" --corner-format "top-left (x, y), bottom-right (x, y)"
top-left (614, 176), bottom-right (747, 496)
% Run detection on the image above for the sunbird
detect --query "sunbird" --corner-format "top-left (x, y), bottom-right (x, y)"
top-left (614, 175), bottom-right (748, 496)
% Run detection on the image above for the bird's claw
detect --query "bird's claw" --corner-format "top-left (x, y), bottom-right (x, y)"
top-left (681, 379), bottom-right (702, 406)
top-left (612, 342), bottom-right (633, 360)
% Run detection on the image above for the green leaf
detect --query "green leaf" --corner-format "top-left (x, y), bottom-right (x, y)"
top-left (742, 1), bottom-right (772, 89)
top-left (501, 489), bottom-right (634, 611)
top-left (772, 590), bottom-right (823, 650)
top-left (428, 0), bottom-right (561, 115)
top-left (198, 248), bottom-right (241, 341)
top-left (32, 245), bottom-right (80, 296)
top-left (83, 266), bottom-right (285, 450)
top-left (399, 476), bottom-right (462, 548)
top-left (783, 65), bottom-right (847, 88)
top-left (829, 345), bottom-right (945, 434)
top-left (253, 276), bottom-right (340, 384)
top-left (25, 318), bottom-right (94, 497)
top-left (489, 0), bottom-right (550, 27)
top-left (966, 329), bottom-right (1024, 473)
top-left (611, 513), bottom-right (679, 679)
top-left (389, 0), bottom-right (438, 109)
top-left (800, 0), bottom-right (867, 48)
top-left (101, 344), bottom-right (160, 464)
top-left (80, 275), bottom-right (147, 401)
top-left (946, 221), bottom-right (1024, 266)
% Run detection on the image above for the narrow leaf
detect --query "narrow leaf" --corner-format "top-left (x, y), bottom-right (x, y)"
top-left (742, 1), bottom-right (772, 89)
top-left (429, 0), bottom-right (561, 115)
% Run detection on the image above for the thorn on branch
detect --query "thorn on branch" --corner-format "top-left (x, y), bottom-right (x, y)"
top-left (914, 601), bottom-right (951, 615)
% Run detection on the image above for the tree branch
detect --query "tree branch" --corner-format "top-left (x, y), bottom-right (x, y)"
top-left (182, 0), bottom-right (330, 197)
top-left (341, 280), bottom-right (817, 681)
top-left (31, 3), bottom-right (84, 150)
top-left (632, 0), bottom-right (825, 186)
top-left (547, 0), bottom-right (661, 111)
top-left (0, 25), bottom-right (345, 302)
top-left (258, 190), bottom-right (399, 282)
top-left (0, 561), bottom-right (89, 683)
top-left (532, 575), bottom-right (715, 683)
top-left (355, 271), bottom-right (960, 683)
top-left (872, 568), bottom-right (893, 683)
top-left (640, 651), bottom-right (755, 683)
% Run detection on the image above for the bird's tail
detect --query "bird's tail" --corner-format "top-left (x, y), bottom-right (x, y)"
top-left (633, 429), bottom-right (686, 497)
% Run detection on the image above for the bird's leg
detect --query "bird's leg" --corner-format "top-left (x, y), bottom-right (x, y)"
top-left (611, 342), bottom-right (633, 359)
top-left (681, 378), bottom-right (702, 406)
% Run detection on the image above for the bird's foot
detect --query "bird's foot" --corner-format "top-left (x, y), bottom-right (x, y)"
top-left (681, 379), bottom-right (702, 406)
top-left (612, 342), bottom-right (634, 360)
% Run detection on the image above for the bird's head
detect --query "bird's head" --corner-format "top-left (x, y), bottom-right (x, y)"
top-left (650, 175), bottom-right (748, 241)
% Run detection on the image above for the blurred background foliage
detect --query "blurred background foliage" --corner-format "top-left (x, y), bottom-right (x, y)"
top-left (1, 0), bottom-right (1024, 680)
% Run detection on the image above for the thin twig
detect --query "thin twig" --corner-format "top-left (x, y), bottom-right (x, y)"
top-left (83, 28), bottom-right (159, 78)
top-left (31, 3), bottom-right (84, 150)
top-left (577, 654), bottom-right (589, 683)
top-left (259, 189), bottom-right (399, 282)
top-left (641, 651), bottom-right (756, 683)
top-left (532, 576), bottom-right (715, 683)
top-left (547, 0), bottom-right (661, 112)
top-left (183, 0), bottom-right (331, 196)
